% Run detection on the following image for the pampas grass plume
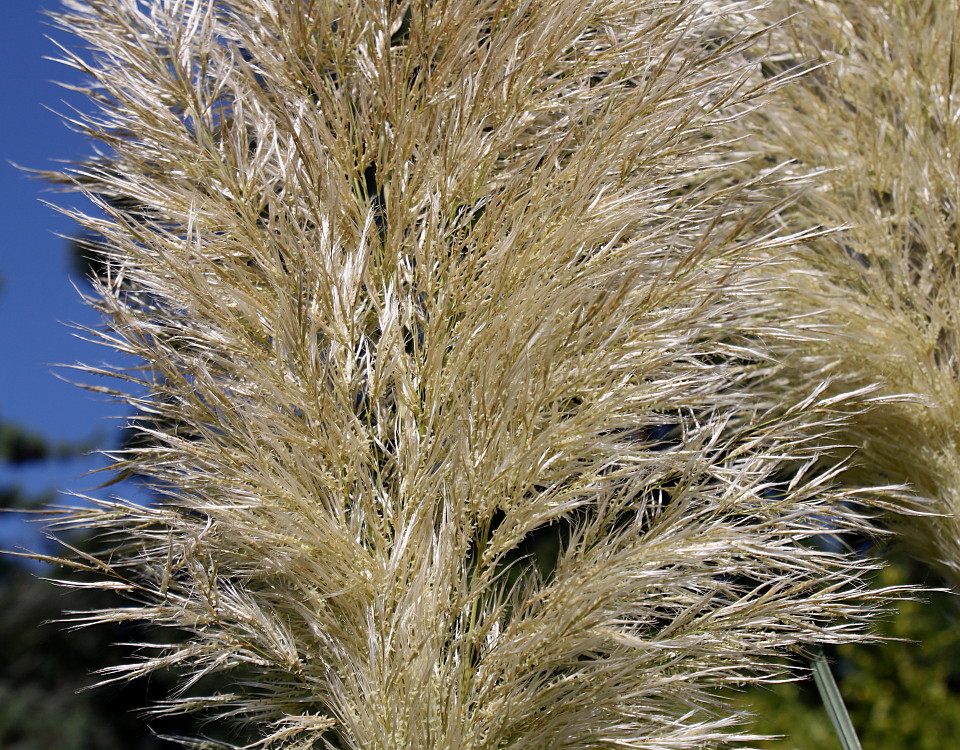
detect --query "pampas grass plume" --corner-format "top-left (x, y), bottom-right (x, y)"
top-left (37, 1), bottom-right (896, 747)
top-left (729, 0), bottom-right (960, 584)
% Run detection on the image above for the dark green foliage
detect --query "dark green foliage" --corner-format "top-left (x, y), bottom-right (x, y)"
top-left (0, 551), bottom-right (261, 749)
top-left (0, 558), bottom-right (174, 750)
top-left (0, 485), bottom-right (55, 511)
top-left (0, 422), bottom-right (54, 465)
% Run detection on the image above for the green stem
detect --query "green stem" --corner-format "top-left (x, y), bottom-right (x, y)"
top-left (810, 647), bottom-right (862, 750)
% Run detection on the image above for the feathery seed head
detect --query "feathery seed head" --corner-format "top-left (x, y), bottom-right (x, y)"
top-left (727, 0), bottom-right (960, 583)
top-left (40, 1), bottom-right (893, 747)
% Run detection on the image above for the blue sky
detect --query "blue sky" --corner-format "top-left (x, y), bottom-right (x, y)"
top-left (0, 2), bottom-right (143, 552)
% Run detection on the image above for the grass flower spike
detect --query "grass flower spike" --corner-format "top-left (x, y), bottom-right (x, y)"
top-left (727, 0), bottom-right (960, 583)
top-left (43, 1), bottom-right (892, 747)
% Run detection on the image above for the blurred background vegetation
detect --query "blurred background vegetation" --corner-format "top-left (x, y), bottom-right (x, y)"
top-left (0, 411), bottom-right (251, 750)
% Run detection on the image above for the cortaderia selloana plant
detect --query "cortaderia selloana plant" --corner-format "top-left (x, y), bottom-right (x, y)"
top-left (34, 0), bottom-right (903, 747)
top-left (723, 0), bottom-right (960, 586)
